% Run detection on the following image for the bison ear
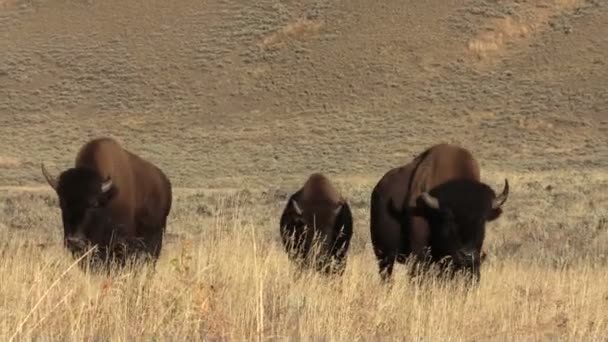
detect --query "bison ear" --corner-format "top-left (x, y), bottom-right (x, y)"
top-left (414, 192), bottom-right (441, 215)
top-left (480, 250), bottom-right (488, 263)
top-left (491, 179), bottom-right (509, 210)
top-left (487, 206), bottom-right (503, 221)
top-left (408, 205), bottom-right (425, 217)
top-left (101, 178), bottom-right (113, 193)
top-left (291, 199), bottom-right (303, 215)
top-left (41, 163), bottom-right (58, 191)
top-left (98, 177), bottom-right (117, 205)
top-left (333, 203), bottom-right (343, 216)
top-left (419, 192), bottom-right (440, 210)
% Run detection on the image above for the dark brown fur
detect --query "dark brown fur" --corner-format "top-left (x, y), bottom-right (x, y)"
top-left (279, 173), bottom-right (353, 275)
top-left (42, 137), bottom-right (172, 270)
top-left (370, 144), bottom-right (507, 283)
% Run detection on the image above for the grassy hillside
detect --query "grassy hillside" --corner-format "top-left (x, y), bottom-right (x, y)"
top-left (1, 0), bottom-right (606, 187)
top-left (1, 0), bottom-right (607, 340)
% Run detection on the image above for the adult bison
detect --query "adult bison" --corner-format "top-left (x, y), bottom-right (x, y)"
top-left (41, 137), bottom-right (172, 270)
top-left (370, 144), bottom-right (508, 283)
top-left (279, 173), bottom-right (353, 275)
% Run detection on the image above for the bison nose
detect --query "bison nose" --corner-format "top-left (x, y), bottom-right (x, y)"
top-left (458, 249), bottom-right (477, 265)
top-left (65, 234), bottom-right (87, 250)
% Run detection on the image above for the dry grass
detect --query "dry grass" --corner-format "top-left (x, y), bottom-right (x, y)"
top-left (1, 169), bottom-right (607, 340)
top-left (2, 237), bottom-right (607, 340)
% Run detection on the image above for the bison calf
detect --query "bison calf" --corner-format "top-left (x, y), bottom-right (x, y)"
top-left (279, 173), bottom-right (353, 276)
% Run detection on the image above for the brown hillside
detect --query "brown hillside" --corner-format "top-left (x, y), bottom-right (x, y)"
top-left (0, 0), bottom-right (606, 188)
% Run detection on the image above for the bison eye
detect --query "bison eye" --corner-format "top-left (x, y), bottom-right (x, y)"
top-left (441, 209), bottom-right (455, 221)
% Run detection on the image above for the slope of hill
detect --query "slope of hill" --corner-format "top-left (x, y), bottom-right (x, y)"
top-left (0, 0), bottom-right (606, 188)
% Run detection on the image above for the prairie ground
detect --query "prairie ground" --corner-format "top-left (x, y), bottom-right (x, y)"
top-left (1, 0), bottom-right (607, 340)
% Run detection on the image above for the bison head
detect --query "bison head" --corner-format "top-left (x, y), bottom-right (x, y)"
top-left (289, 173), bottom-right (345, 237)
top-left (290, 198), bottom-right (344, 236)
top-left (411, 179), bottom-right (508, 283)
top-left (285, 198), bottom-right (345, 269)
top-left (42, 163), bottom-right (118, 257)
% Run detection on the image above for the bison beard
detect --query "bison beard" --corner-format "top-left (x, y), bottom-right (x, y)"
top-left (279, 174), bottom-right (353, 276)
top-left (281, 214), bottom-right (350, 276)
top-left (67, 208), bottom-right (153, 271)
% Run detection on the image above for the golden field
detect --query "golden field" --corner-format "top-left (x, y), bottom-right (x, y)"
top-left (1, 0), bottom-right (607, 340)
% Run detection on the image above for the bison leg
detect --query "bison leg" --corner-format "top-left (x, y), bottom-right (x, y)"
top-left (378, 255), bottom-right (395, 282)
top-left (410, 216), bottom-right (430, 260)
top-left (140, 223), bottom-right (165, 265)
top-left (405, 216), bottom-right (433, 281)
top-left (327, 232), bottom-right (352, 276)
top-left (283, 230), bottom-right (309, 263)
top-left (134, 213), bottom-right (167, 261)
top-left (332, 258), bottom-right (347, 276)
top-left (372, 236), bottom-right (402, 283)
top-left (148, 228), bottom-right (164, 260)
top-left (372, 241), bottom-right (400, 282)
top-left (329, 245), bottom-right (349, 277)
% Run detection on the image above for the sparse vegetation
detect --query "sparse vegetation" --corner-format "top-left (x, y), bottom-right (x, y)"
top-left (1, 0), bottom-right (607, 340)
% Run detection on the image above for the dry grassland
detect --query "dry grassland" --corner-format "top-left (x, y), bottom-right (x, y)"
top-left (2, 169), bottom-right (608, 340)
top-left (1, 0), bottom-right (607, 340)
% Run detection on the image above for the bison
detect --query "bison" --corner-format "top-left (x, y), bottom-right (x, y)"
top-left (41, 137), bottom-right (172, 270)
top-left (370, 143), bottom-right (508, 283)
top-left (279, 173), bottom-right (353, 275)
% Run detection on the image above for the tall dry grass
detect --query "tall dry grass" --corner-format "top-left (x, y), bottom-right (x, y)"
top-left (1, 169), bottom-right (607, 340)
top-left (2, 217), bottom-right (607, 340)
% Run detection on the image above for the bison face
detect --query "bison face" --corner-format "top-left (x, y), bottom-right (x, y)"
top-left (413, 179), bottom-right (509, 282)
top-left (290, 199), bottom-right (343, 237)
top-left (42, 164), bottom-right (118, 256)
top-left (287, 199), bottom-right (343, 258)
top-left (287, 198), bottom-right (345, 272)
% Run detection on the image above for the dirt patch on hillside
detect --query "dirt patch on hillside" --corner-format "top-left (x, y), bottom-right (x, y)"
top-left (0, 156), bottom-right (20, 168)
top-left (467, 0), bottom-right (584, 62)
top-left (261, 18), bottom-right (324, 49)
top-left (0, 0), bottom-right (18, 9)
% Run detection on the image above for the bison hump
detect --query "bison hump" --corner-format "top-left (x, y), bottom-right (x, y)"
top-left (302, 173), bottom-right (341, 203)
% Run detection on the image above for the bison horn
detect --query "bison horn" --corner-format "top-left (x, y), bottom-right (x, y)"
top-left (41, 163), bottom-right (58, 190)
top-left (333, 203), bottom-right (343, 216)
top-left (292, 199), bottom-right (303, 215)
top-left (420, 192), bottom-right (440, 210)
top-left (101, 177), bottom-right (113, 193)
top-left (492, 179), bottom-right (509, 209)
